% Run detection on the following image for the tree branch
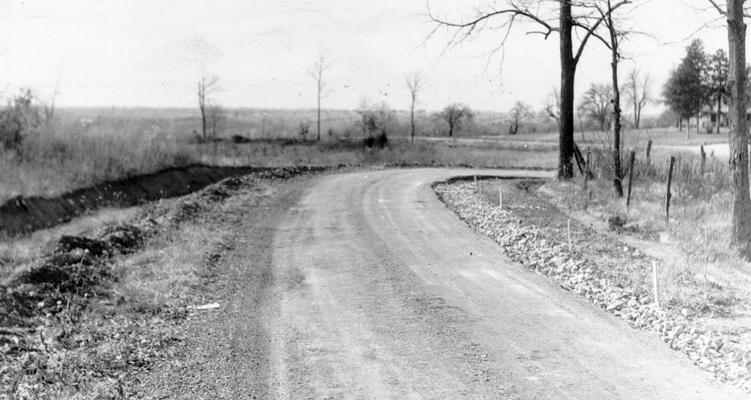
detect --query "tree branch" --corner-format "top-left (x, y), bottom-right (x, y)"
top-left (428, 5), bottom-right (559, 44)
top-left (572, 0), bottom-right (631, 65)
top-left (706, 0), bottom-right (726, 15)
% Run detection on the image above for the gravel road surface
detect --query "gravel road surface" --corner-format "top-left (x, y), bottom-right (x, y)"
top-left (144, 168), bottom-right (747, 399)
top-left (263, 168), bottom-right (746, 399)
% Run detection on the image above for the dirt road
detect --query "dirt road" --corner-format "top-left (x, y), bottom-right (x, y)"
top-left (144, 168), bottom-right (747, 399)
top-left (260, 168), bottom-right (746, 399)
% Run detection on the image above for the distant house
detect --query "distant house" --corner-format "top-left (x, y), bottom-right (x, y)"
top-left (700, 98), bottom-right (751, 132)
top-left (700, 103), bottom-right (728, 129)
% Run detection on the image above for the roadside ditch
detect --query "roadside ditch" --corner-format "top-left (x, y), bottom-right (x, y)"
top-left (0, 164), bottom-right (327, 238)
top-left (0, 167), bottom-right (317, 399)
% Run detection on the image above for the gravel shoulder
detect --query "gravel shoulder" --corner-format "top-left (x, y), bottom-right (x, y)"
top-left (133, 174), bottom-right (316, 399)
top-left (437, 177), bottom-right (751, 394)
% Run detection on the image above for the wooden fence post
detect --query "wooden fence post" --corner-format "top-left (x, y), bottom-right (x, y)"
top-left (626, 150), bottom-right (636, 208)
top-left (573, 142), bottom-right (587, 177)
top-left (665, 156), bottom-right (675, 223)
top-left (586, 148), bottom-right (592, 172)
top-left (652, 261), bottom-right (660, 307)
top-left (646, 140), bottom-right (653, 178)
top-left (700, 145), bottom-right (706, 175)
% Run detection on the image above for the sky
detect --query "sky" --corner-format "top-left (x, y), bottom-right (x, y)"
top-left (0, 0), bottom-right (737, 113)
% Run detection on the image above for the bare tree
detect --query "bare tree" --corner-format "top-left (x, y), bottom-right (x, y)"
top-left (437, 103), bottom-right (474, 137)
top-left (198, 75), bottom-right (219, 141)
top-left (597, 0), bottom-right (628, 197)
top-left (206, 104), bottom-right (225, 139)
top-left (508, 101), bottom-right (533, 135)
top-left (308, 53), bottom-right (331, 142)
top-left (356, 98), bottom-right (376, 137)
top-left (405, 72), bottom-right (424, 144)
top-left (356, 99), bottom-right (396, 139)
top-left (299, 122), bottom-right (310, 141)
top-left (624, 69), bottom-right (651, 129)
top-left (544, 87), bottom-right (561, 127)
top-left (706, 0), bottom-right (751, 257)
top-left (429, 0), bottom-right (629, 179)
top-left (578, 83), bottom-right (612, 131)
top-left (40, 85), bottom-right (60, 128)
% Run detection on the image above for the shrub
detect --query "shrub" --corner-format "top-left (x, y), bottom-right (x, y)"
top-left (363, 129), bottom-right (388, 149)
top-left (299, 123), bottom-right (310, 141)
top-left (0, 89), bottom-right (40, 154)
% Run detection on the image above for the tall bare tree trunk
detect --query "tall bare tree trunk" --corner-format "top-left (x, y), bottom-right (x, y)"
top-left (717, 93), bottom-right (722, 134)
top-left (606, 0), bottom-right (624, 197)
top-left (199, 81), bottom-right (207, 141)
top-left (316, 87), bottom-right (321, 141)
top-left (636, 107), bottom-right (641, 129)
top-left (559, 0), bottom-right (575, 179)
top-left (727, 0), bottom-right (751, 257)
top-left (632, 78), bottom-right (640, 129)
top-left (410, 98), bottom-right (416, 144)
top-left (201, 109), bottom-right (206, 141)
top-left (696, 114), bottom-right (701, 134)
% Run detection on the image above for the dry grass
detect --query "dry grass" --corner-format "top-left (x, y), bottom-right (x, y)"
top-left (545, 146), bottom-right (751, 312)
top-left (114, 219), bottom-right (230, 315)
top-left (0, 206), bottom-right (140, 284)
top-left (0, 124), bottom-right (198, 201)
top-left (499, 126), bottom-right (729, 147)
top-left (0, 118), bottom-right (556, 203)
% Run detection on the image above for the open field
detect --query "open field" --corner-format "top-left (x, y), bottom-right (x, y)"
top-left (0, 108), bottom-right (557, 203)
top-left (4, 106), bottom-right (719, 207)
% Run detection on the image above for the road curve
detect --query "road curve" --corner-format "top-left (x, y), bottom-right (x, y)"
top-left (267, 168), bottom-right (745, 399)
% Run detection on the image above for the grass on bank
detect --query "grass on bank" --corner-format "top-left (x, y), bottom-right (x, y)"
top-left (543, 143), bottom-right (751, 314)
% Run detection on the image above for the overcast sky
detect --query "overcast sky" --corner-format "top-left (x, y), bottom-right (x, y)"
top-left (0, 0), bottom-right (736, 112)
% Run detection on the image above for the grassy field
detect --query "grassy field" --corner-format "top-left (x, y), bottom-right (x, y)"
top-left (6, 104), bottom-right (723, 204)
top-left (0, 108), bottom-right (558, 203)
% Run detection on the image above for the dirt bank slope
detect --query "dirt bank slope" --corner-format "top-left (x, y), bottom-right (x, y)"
top-left (0, 164), bottom-right (322, 237)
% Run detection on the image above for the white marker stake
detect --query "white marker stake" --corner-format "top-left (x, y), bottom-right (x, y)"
top-left (652, 261), bottom-right (660, 307)
top-left (567, 219), bottom-right (572, 252)
top-left (499, 187), bottom-right (503, 210)
top-left (704, 263), bottom-right (709, 303)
